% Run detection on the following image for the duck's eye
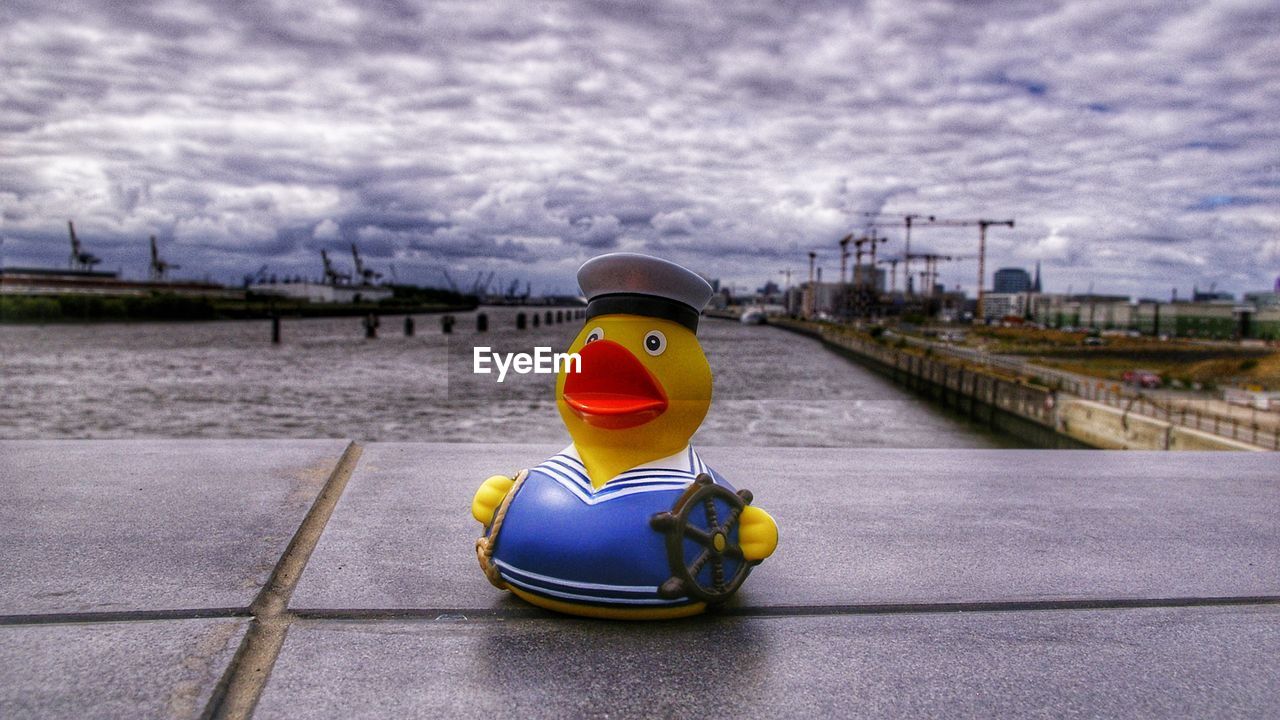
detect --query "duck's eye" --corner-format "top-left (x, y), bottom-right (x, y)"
top-left (643, 330), bottom-right (667, 356)
top-left (584, 327), bottom-right (604, 344)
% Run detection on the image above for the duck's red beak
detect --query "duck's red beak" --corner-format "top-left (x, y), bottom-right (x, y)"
top-left (562, 339), bottom-right (668, 429)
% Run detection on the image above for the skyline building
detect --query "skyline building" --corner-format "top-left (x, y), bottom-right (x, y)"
top-left (993, 267), bottom-right (1033, 294)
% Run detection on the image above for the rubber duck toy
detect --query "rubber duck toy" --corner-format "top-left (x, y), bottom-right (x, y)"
top-left (472, 252), bottom-right (778, 619)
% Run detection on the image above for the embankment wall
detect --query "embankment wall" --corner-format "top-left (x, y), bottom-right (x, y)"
top-left (768, 319), bottom-right (1264, 451)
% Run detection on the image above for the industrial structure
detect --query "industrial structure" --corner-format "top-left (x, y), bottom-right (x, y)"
top-left (1, 223), bottom-right (404, 306)
top-left (772, 211), bottom-right (1278, 342)
top-left (788, 212), bottom-right (1015, 323)
top-left (1, 222), bottom-right (232, 299)
top-left (251, 245), bottom-right (392, 304)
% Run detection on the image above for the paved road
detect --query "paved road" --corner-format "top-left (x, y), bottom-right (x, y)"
top-left (2, 441), bottom-right (1277, 718)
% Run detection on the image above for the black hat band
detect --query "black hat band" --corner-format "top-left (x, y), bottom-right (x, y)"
top-left (584, 293), bottom-right (700, 332)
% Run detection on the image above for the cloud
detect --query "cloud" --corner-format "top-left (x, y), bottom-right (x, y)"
top-left (0, 0), bottom-right (1276, 298)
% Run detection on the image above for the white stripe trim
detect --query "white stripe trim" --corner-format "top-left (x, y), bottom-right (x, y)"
top-left (494, 559), bottom-right (657, 593)
top-left (535, 466), bottom-right (595, 504)
top-left (600, 474), bottom-right (695, 489)
top-left (550, 454), bottom-right (588, 474)
top-left (500, 575), bottom-right (686, 606)
top-left (541, 459), bottom-right (593, 490)
top-left (532, 467), bottom-right (691, 505)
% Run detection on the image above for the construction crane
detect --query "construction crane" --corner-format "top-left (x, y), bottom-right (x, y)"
top-left (878, 258), bottom-right (901, 294)
top-left (67, 221), bottom-right (101, 271)
top-left (913, 218), bottom-right (1014, 319)
top-left (904, 253), bottom-right (950, 297)
top-left (350, 243), bottom-right (382, 285)
top-left (850, 230), bottom-right (888, 290)
top-left (904, 252), bottom-right (976, 298)
top-left (863, 213), bottom-right (935, 296)
top-left (149, 235), bottom-right (179, 282)
top-left (806, 251), bottom-right (817, 318)
top-left (321, 250), bottom-right (350, 286)
top-left (778, 268), bottom-right (794, 314)
top-left (837, 234), bottom-right (852, 285)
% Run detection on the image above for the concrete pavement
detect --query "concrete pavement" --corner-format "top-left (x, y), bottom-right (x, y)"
top-left (2, 440), bottom-right (1277, 718)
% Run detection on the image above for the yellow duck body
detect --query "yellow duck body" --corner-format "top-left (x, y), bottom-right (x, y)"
top-left (472, 265), bottom-right (777, 620)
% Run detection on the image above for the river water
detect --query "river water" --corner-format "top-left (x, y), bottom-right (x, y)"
top-left (0, 308), bottom-right (1022, 447)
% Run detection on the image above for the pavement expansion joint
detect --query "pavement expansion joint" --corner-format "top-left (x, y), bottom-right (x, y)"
top-left (286, 594), bottom-right (1280, 623)
top-left (0, 608), bottom-right (249, 627)
top-left (201, 441), bottom-right (364, 720)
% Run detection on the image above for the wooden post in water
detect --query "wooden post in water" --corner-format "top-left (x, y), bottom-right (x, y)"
top-left (271, 315), bottom-right (281, 344)
top-left (404, 316), bottom-right (415, 336)
top-left (476, 313), bottom-right (488, 332)
top-left (441, 315), bottom-right (455, 334)
top-left (364, 313), bottom-right (379, 339)
top-left (516, 312), bottom-right (526, 330)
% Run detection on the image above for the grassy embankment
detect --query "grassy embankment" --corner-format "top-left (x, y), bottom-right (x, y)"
top-left (0, 285), bottom-right (477, 324)
top-left (965, 326), bottom-right (1280, 391)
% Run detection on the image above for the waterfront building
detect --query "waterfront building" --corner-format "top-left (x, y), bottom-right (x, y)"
top-left (993, 267), bottom-right (1032, 294)
top-left (796, 272), bottom-right (888, 318)
top-left (1253, 307), bottom-right (1280, 340)
top-left (1193, 288), bottom-right (1234, 302)
top-left (251, 280), bottom-right (392, 304)
top-left (1155, 301), bottom-right (1240, 340)
top-left (1244, 291), bottom-right (1280, 308)
top-left (1075, 296), bottom-right (1134, 331)
top-left (982, 292), bottom-right (1030, 321)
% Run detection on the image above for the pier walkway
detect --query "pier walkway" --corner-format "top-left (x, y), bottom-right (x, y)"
top-left (2, 440), bottom-right (1277, 718)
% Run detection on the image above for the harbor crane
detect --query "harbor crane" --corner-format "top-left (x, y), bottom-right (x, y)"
top-left (67, 221), bottom-right (101, 271)
top-left (149, 236), bottom-right (178, 282)
top-left (321, 250), bottom-right (350, 286)
top-left (863, 213), bottom-right (935, 296)
top-left (913, 218), bottom-right (1014, 320)
top-left (441, 268), bottom-right (459, 293)
top-left (470, 271), bottom-right (495, 296)
top-left (242, 264), bottom-right (269, 288)
top-left (350, 243), bottom-right (383, 284)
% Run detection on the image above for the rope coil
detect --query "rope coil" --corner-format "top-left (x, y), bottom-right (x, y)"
top-left (475, 468), bottom-right (528, 589)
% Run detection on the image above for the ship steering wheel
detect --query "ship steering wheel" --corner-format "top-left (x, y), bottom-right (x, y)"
top-left (650, 473), bottom-right (758, 604)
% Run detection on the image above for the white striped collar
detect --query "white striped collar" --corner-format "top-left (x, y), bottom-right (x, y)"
top-left (534, 444), bottom-right (708, 505)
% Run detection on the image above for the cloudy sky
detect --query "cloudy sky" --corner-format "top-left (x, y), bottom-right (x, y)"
top-left (2, 0), bottom-right (1277, 299)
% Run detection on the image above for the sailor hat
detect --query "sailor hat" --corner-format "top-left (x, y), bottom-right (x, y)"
top-left (578, 252), bottom-right (714, 332)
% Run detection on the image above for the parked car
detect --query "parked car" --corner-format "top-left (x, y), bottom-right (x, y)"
top-left (1122, 369), bottom-right (1162, 388)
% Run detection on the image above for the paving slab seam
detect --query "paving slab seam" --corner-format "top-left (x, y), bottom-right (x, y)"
top-left (0, 607), bottom-right (248, 627)
top-left (287, 594), bottom-right (1280, 623)
top-left (201, 441), bottom-right (364, 720)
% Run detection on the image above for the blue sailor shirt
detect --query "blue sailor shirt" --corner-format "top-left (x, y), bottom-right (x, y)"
top-left (489, 445), bottom-right (738, 608)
